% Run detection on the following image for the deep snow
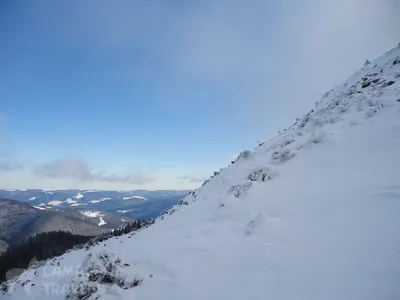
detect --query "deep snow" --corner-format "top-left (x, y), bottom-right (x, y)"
top-left (2, 44), bottom-right (400, 300)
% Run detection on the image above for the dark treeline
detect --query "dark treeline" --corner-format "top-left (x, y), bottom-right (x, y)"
top-left (111, 220), bottom-right (147, 236)
top-left (0, 231), bottom-right (92, 282)
top-left (0, 220), bottom-right (150, 283)
top-left (84, 220), bottom-right (151, 248)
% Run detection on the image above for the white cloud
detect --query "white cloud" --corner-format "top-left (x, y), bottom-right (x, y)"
top-left (0, 161), bottom-right (23, 172)
top-left (177, 175), bottom-right (208, 183)
top-left (34, 158), bottom-right (154, 185)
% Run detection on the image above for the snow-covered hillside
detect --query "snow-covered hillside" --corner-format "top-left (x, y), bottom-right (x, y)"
top-left (2, 45), bottom-right (400, 300)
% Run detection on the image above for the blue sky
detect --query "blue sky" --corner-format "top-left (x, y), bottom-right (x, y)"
top-left (0, 0), bottom-right (399, 190)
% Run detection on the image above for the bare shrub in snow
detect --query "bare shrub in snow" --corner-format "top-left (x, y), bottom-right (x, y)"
top-left (247, 167), bottom-right (275, 182)
top-left (271, 149), bottom-right (295, 162)
top-left (66, 250), bottom-right (141, 300)
top-left (228, 181), bottom-right (252, 198)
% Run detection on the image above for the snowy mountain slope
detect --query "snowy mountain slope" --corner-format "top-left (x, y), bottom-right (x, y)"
top-left (2, 44), bottom-right (400, 300)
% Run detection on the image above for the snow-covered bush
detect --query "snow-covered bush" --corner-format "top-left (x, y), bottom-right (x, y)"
top-left (245, 213), bottom-right (268, 236)
top-left (280, 138), bottom-right (295, 147)
top-left (236, 150), bottom-right (252, 161)
top-left (271, 149), bottom-right (295, 162)
top-left (267, 144), bottom-right (278, 151)
top-left (179, 200), bottom-right (189, 206)
top-left (0, 282), bottom-right (9, 294)
top-left (309, 131), bottom-right (327, 144)
top-left (201, 179), bottom-right (210, 187)
top-left (84, 233), bottom-right (113, 250)
top-left (247, 167), bottom-right (275, 182)
top-left (339, 104), bottom-right (349, 113)
top-left (366, 106), bottom-right (381, 118)
top-left (66, 250), bottom-right (141, 300)
top-left (228, 181), bottom-right (252, 198)
top-left (299, 115), bottom-right (310, 128)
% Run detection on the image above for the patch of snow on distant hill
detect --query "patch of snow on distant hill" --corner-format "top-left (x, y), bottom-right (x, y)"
top-left (98, 217), bottom-right (106, 226)
top-left (32, 206), bottom-right (46, 210)
top-left (117, 209), bottom-right (136, 214)
top-left (47, 200), bottom-right (63, 206)
top-left (70, 203), bottom-right (87, 207)
top-left (90, 198), bottom-right (111, 204)
top-left (65, 198), bottom-right (77, 204)
top-left (74, 193), bottom-right (84, 199)
top-left (80, 211), bottom-right (104, 218)
top-left (123, 196), bottom-right (148, 201)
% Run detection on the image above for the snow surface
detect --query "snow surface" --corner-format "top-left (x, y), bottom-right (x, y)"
top-left (28, 197), bottom-right (36, 201)
top-left (2, 45), bottom-right (400, 300)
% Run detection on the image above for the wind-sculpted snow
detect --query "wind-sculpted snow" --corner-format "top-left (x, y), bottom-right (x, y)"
top-left (2, 44), bottom-right (400, 300)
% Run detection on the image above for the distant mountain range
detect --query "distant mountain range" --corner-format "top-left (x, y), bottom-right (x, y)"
top-left (0, 189), bottom-right (190, 220)
top-left (0, 197), bottom-right (135, 251)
